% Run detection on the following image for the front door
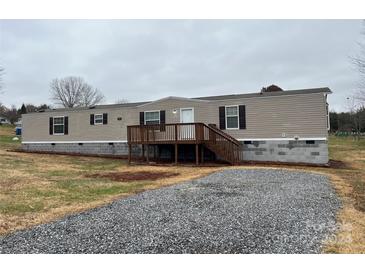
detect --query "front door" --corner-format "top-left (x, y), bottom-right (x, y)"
top-left (180, 108), bottom-right (195, 140)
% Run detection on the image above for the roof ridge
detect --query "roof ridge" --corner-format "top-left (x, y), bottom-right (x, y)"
top-left (192, 87), bottom-right (331, 100)
top-left (27, 87), bottom-right (331, 114)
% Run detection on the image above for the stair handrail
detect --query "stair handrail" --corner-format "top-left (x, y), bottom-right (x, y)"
top-left (203, 124), bottom-right (241, 147)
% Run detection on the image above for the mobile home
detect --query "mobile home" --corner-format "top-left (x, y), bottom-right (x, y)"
top-left (21, 87), bottom-right (331, 165)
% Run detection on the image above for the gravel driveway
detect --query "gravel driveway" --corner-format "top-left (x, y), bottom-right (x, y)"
top-left (0, 169), bottom-right (340, 254)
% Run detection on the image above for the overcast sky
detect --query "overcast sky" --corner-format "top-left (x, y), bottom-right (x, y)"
top-left (0, 20), bottom-right (364, 111)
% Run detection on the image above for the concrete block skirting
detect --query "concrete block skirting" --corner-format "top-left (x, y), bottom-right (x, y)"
top-left (21, 142), bottom-right (141, 157)
top-left (22, 139), bottom-right (329, 165)
top-left (240, 140), bottom-right (328, 164)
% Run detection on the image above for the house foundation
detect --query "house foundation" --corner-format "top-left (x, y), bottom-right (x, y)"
top-left (240, 139), bottom-right (328, 164)
top-left (21, 142), bottom-right (139, 157)
top-left (22, 139), bottom-right (328, 165)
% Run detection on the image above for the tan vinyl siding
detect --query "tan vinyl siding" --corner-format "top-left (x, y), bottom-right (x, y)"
top-left (136, 93), bottom-right (328, 139)
top-left (137, 99), bottom-right (211, 124)
top-left (22, 107), bottom-right (138, 142)
top-left (206, 93), bottom-right (328, 139)
top-left (22, 92), bottom-right (329, 142)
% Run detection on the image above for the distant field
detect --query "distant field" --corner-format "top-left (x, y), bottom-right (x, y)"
top-left (0, 125), bottom-right (364, 253)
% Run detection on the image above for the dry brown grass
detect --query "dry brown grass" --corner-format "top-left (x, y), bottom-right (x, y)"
top-left (0, 153), bottom-right (219, 234)
top-left (0, 156), bottom-right (220, 234)
top-left (323, 174), bottom-right (365, 253)
top-left (1, 125), bottom-right (364, 253)
top-left (0, 140), bottom-right (220, 235)
top-left (320, 138), bottom-right (365, 253)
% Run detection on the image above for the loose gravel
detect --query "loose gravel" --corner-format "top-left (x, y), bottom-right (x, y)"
top-left (0, 169), bottom-right (341, 254)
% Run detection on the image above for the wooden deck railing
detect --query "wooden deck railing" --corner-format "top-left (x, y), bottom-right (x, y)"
top-left (202, 124), bottom-right (242, 163)
top-left (127, 123), bottom-right (242, 164)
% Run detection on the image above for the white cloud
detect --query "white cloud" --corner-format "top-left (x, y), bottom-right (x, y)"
top-left (0, 19), bottom-right (363, 111)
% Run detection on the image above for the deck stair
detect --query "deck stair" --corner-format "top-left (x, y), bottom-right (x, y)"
top-left (127, 123), bottom-right (242, 164)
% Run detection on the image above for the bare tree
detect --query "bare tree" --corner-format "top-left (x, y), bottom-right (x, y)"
top-left (346, 96), bottom-right (363, 138)
top-left (50, 77), bottom-right (83, 108)
top-left (0, 102), bottom-right (6, 115)
top-left (353, 20), bottom-right (365, 105)
top-left (79, 87), bottom-right (105, 107)
top-left (3, 105), bottom-right (19, 124)
top-left (50, 76), bottom-right (104, 108)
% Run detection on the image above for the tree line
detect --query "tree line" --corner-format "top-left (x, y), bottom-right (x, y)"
top-left (0, 103), bottom-right (51, 124)
top-left (0, 75), bottom-right (107, 124)
top-left (330, 109), bottom-right (365, 134)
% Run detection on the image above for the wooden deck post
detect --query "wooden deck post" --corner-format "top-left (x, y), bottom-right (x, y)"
top-left (157, 145), bottom-right (161, 163)
top-left (175, 144), bottom-right (178, 164)
top-left (146, 144), bottom-right (149, 163)
top-left (195, 144), bottom-right (199, 165)
top-left (128, 123), bottom-right (241, 166)
top-left (175, 124), bottom-right (178, 165)
top-left (128, 144), bottom-right (131, 164)
top-left (127, 126), bottom-right (131, 164)
top-left (201, 145), bottom-right (204, 164)
top-left (142, 144), bottom-right (145, 161)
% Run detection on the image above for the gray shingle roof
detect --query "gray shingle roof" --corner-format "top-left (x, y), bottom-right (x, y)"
top-left (39, 101), bottom-right (149, 113)
top-left (38, 87), bottom-right (331, 113)
top-left (193, 87), bottom-right (331, 101)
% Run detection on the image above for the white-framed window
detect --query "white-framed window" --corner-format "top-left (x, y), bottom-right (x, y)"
top-left (145, 111), bottom-right (160, 125)
top-left (225, 106), bottom-right (239, 129)
top-left (53, 116), bottom-right (65, 134)
top-left (94, 114), bottom-right (103, 125)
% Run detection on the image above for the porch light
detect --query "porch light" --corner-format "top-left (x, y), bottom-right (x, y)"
top-left (172, 109), bottom-right (177, 114)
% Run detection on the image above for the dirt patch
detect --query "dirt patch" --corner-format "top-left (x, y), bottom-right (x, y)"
top-left (86, 171), bottom-right (180, 182)
top-left (329, 159), bottom-right (349, 169)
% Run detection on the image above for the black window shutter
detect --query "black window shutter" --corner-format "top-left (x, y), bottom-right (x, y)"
top-left (139, 112), bottom-right (144, 125)
top-left (64, 116), bottom-right (69, 135)
top-left (160, 110), bottom-right (165, 124)
top-left (90, 114), bottom-right (94, 125)
top-left (219, 106), bottom-right (226, 130)
top-left (160, 110), bottom-right (166, 131)
top-left (49, 117), bottom-right (53, 135)
top-left (103, 113), bottom-right (108, 124)
top-left (239, 105), bottom-right (246, 129)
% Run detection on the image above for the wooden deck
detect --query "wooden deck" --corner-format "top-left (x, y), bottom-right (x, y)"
top-left (127, 123), bottom-right (242, 164)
